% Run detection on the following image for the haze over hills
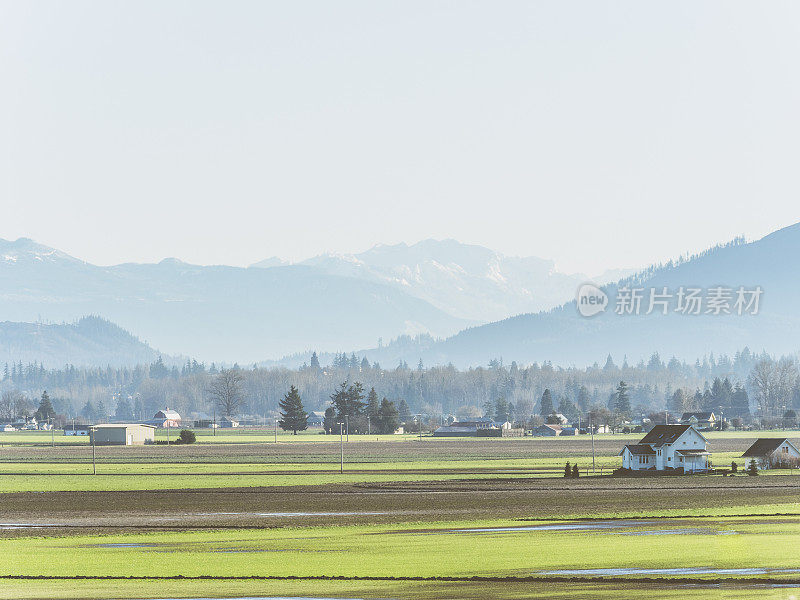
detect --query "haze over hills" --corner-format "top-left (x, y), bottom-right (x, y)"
top-left (331, 222), bottom-right (800, 368)
top-left (253, 239), bottom-right (633, 322)
top-left (0, 238), bottom-right (470, 364)
top-left (4, 223), bottom-right (800, 370)
top-left (0, 316), bottom-right (160, 368)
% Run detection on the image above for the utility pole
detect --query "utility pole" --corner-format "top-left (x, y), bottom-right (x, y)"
top-left (338, 422), bottom-right (344, 473)
top-left (213, 405), bottom-right (216, 437)
top-left (345, 415), bottom-right (349, 442)
top-left (167, 420), bottom-right (170, 445)
top-left (91, 427), bottom-right (96, 475)
top-left (50, 417), bottom-right (54, 447)
top-left (368, 415), bottom-right (371, 436)
top-left (590, 416), bottom-right (596, 474)
top-left (275, 419), bottom-right (278, 443)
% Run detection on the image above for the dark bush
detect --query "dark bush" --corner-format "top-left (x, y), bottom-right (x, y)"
top-left (177, 429), bottom-right (196, 444)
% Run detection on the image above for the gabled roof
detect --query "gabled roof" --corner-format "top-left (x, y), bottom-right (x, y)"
top-left (619, 444), bottom-right (656, 456)
top-left (680, 412), bottom-right (715, 421)
top-left (741, 438), bottom-right (798, 457)
top-left (153, 409), bottom-right (181, 419)
top-left (639, 424), bottom-right (702, 446)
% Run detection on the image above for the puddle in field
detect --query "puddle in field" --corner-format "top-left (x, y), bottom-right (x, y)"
top-left (0, 523), bottom-right (61, 530)
top-left (442, 520), bottom-right (739, 536)
top-left (444, 520), bottom-right (654, 534)
top-left (536, 567), bottom-right (800, 576)
top-left (617, 528), bottom-right (738, 536)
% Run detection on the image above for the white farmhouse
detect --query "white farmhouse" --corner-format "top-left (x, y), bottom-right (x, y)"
top-left (741, 438), bottom-right (800, 470)
top-left (619, 424), bottom-right (710, 473)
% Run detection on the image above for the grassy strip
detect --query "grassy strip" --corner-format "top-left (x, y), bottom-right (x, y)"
top-left (3, 517), bottom-right (800, 579)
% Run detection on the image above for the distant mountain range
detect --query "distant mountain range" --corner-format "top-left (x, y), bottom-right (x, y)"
top-left (5, 224), bottom-right (799, 370)
top-left (253, 239), bottom-right (631, 322)
top-left (327, 222), bottom-right (800, 368)
top-left (0, 316), bottom-right (160, 368)
top-left (0, 238), bottom-right (473, 364)
top-left (0, 237), bottom-right (630, 366)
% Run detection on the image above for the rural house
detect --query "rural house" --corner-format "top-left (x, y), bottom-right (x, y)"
top-left (619, 424), bottom-right (710, 473)
top-left (679, 412), bottom-right (717, 430)
top-left (741, 438), bottom-right (800, 470)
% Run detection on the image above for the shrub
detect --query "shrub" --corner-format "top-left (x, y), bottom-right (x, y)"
top-left (177, 429), bottom-right (196, 444)
top-left (572, 464), bottom-right (579, 478)
top-left (730, 461), bottom-right (738, 473)
top-left (564, 462), bottom-right (571, 478)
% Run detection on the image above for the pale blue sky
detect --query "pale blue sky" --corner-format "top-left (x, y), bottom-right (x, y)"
top-left (2, 1), bottom-right (799, 274)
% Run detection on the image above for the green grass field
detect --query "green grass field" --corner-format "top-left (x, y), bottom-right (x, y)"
top-left (2, 433), bottom-right (800, 599)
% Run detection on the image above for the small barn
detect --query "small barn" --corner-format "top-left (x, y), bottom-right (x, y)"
top-left (741, 438), bottom-right (800, 470)
top-left (148, 409), bottom-right (181, 428)
top-left (90, 424), bottom-right (155, 445)
top-left (533, 424), bottom-right (561, 436)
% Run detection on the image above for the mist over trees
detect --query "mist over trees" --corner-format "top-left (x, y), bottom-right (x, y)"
top-left (0, 347), bottom-right (797, 429)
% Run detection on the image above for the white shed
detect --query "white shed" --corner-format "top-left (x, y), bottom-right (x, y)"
top-left (90, 424), bottom-right (155, 445)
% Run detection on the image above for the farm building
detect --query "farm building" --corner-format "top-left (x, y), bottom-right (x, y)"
top-left (147, 409), bottom-right (181, 428)
top-left (219, 416), bottom-right (240, 428)
top-left (741, 438), bottom-right (800, 470)
top-left (619, 424), bottom-right (710, 473)
top-left (89, 424), bottom-right (155, 445)
top-left (532, 424), bottom-right (562, 436)
top-left (680, 412), bottom-right (717, 429)
top-left (434, 419), bottom-right (518, 437)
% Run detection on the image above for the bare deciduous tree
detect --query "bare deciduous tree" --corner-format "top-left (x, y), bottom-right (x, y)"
top-left (206, 368), bottom-right (244, 417)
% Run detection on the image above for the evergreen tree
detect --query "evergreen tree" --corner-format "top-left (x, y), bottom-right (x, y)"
top-left (80, 400), bottom-right (96, 422)
top-left (323, 406), bottom-right (337, 434)
top-left (614, 381), bottom-right (631, 416)
top-left (366, 387), bottom-right (380, 420)
top-left (539, 389), bottom-right (554, 416)
top-left (115, 396), bottom-right (134, 421)
top-left (377, 398), bottom-right (400, 434)
top-left (330, 381), bottom-right (366, 420)
top-left (278, 385), bottom-right (308, 435)
top-left (577, 385), bottom-right (590, 410)
top-left (670, 389), bottom-right (688, 414)
top-left (564, 462), bottom-right (571, 478)
top-left (572, 464), bottom-right (579, 478)
top-left (494, 397), bottom-right (511, 422)
top-left (96, 400), bottom-right (107, 422)
top-left (398, 398), bottom-right (412, 424)
top-left (309, 352), bottom-right (321, 369)
top-left (35, 391), bottom-right (55, 422)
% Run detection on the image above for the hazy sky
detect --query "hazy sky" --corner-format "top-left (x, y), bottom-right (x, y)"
top-left (2, 1), bottom-right (800, 274)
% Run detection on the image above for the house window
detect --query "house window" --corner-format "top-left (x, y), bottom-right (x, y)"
top-left (657, 449), bottom-right (661, 456)
top-left (668, 456), bottom-right (671, 461)
top-left (679, 456), bottom-right (683, 462)
top-left (782, 446), bottom-right (789, 454)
